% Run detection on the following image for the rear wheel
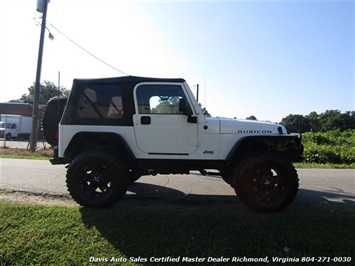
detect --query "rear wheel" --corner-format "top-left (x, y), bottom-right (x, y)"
top-left (66, 150), bottom-right (129, 208)
top-left (233, 152), bottom-right (299, 212)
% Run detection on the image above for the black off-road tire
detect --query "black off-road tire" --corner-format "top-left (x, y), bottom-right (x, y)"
top-left (232, 152), bottom-right (299, 212)
top-left (222, 174), bottom-right (233, 187)
top-left (41, 96), bottom-right (67, 146)
top-left (128, 171), bottom-right (142, 184)
top-left (66, 150), bottom-right (129, 208)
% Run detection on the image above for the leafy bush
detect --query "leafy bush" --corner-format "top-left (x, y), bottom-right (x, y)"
top-left (302, 129), bottom-right (355, 165)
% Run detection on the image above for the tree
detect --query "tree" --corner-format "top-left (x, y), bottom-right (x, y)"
top-left (151, 99), bottom-right (212, 117)
top-left (342, 111), bottom-right (355, 130)
top-left (318, 110), bottom-right (355, 132)
top-left (246, 115), bottom-right (257, 120)
top-left (199, 103), bottom-right (211, 117)
top-left (280, 114), bottom-right (311, 133)
top-left (305, 111), bottom-right (320, 132)
top-left (151, 97), bottom-right (180, 114)
top-left (319, 110), bottom-right (343, 131)
top-left (10, 80), bottom-right (70, 104)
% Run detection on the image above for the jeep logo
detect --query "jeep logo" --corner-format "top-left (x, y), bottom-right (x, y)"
top-left (203, 150), bottom-right (214, 155)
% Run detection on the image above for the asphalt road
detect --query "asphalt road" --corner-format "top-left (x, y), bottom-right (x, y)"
top-left (0, 158), bottom-right (354, 208)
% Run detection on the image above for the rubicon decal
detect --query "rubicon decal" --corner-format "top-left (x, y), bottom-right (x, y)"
top-left (237, 130), bottom-right (273, 134)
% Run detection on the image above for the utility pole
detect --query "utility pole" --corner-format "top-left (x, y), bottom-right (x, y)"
top-left (30, 0), bottom-right (49, 151)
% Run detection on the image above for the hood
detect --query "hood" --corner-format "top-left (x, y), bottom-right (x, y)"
top-left (217, 117), bottom-right (287, 135)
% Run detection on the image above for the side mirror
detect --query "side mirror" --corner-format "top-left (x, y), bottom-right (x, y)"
top-left (179, 98), bottom-right (197, 123)
top-left (179, 98), bottom-right (188, 114)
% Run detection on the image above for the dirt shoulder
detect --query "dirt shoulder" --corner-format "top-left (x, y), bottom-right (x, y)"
top-left (0, 190), bottom-right (77, 207)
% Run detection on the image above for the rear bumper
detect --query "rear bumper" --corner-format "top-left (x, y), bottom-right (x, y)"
top-left (49, 147), bottom-right (69, 165)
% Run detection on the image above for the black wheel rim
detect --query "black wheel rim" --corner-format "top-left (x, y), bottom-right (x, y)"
top-left (246, 162), bottom-right (288, 207)
top-left (77, 160), bottom-right (114, 202)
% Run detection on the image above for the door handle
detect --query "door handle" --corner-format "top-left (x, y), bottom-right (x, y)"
top-left (141, 116), bottom-right (151, 125)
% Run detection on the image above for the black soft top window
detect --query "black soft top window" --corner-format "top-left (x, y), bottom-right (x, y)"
top-left (76, 86), bottom-right (123, 119)
top-left (61, 81), bottom-right (134, 126)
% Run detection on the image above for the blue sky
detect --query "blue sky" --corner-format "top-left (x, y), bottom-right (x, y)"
top-left (0, 0), bottom-right (353, 122)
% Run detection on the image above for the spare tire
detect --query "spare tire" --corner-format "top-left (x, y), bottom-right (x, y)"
top-left (41, 96), bottom-right (67, 146)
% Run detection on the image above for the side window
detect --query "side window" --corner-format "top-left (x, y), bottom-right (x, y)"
top-left (136, 84), bottom-right (186, 114)
top-left (77, 88), bottom-right (99, 119)
top-left (77, 87), bottom-right (124, 119)
top-left (108, 96), bottom-right (124, 118)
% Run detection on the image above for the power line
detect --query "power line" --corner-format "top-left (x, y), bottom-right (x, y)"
top-left (49, 23), bottom-right (129, 76)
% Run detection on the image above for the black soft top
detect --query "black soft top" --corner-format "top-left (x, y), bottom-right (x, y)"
top-left (73, 76), bottom-right (186, 86)
top-left (62, 76), bottom-right (186, 127)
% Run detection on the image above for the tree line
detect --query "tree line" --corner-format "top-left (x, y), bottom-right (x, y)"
top-left (9, 81), bottom-right (69, 104)
top-left (279, 110), bottom-right (355, 133)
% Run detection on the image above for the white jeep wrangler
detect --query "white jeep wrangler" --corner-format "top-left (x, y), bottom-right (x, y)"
top-left (42, 76), bottom-right (303, 212)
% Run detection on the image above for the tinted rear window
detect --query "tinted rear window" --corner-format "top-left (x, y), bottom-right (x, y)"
top-left (61, 82), bottom-right (134, 126)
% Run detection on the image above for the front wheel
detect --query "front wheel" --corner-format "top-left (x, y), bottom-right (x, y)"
top-left (233, 152), bottom-right (299, 212)
top-left (66, 150), bottom-right (129, 208)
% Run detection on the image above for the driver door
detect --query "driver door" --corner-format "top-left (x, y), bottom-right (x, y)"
top-left (133, 83), bottom-right (198, 155)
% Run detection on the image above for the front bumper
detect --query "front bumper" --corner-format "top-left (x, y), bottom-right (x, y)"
top-left (285, 144), bottom-right (304, 162)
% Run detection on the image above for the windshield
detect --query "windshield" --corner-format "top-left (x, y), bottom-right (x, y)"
top-left (0, 122), bottom-right (11, 128)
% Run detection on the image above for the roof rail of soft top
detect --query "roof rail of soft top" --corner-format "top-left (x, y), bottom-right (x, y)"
top-left (73, 76), bottom-right (186, 85)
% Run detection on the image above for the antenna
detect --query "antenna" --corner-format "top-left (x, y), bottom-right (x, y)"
top-left (204, 71), bottom-right (206, 107)
top-left (196, 84), bottom-right (199, 102)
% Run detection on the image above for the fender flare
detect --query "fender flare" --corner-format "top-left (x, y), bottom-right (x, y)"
top-left (64, 132), bottom-right (136, 162)
top-left (225, 135), bottom-right (303, 163)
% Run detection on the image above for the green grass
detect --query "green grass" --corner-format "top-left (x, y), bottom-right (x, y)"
top-left (0, 147), bottom-right (53, 160)
top-left (294, 162), bottom-right (355, 169)
top-left (0, 154), bottom-right (50, 160)
top-left (0, 200), bottom-right (354, 265)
